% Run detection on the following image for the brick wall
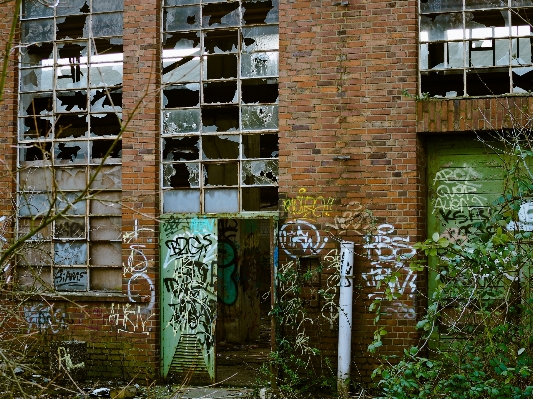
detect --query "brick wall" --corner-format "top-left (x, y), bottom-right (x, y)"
top-left (278, 0), bottom-right (422, 383)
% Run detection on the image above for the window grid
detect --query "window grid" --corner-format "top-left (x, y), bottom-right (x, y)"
top-left (17, 0), bottom-right (124, 292)
top-left (419, 0), bottom-right (533, 97)
top-left (161, 0), bottom-right (280, 214)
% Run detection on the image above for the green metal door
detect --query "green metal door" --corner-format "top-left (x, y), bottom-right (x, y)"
top-left (427, 137), bottom-right (506, 344)
top-left (161, 216), bottom-right (218, 382)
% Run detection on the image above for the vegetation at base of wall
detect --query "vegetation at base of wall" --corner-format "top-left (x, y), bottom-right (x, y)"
top-left (370, 130), bottom-right (533, 398)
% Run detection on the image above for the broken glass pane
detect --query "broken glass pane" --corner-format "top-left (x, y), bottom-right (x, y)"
top-left (448, 41), bottom-right (465, 68)
top-left (204, 189), bottom-right (238, 213)
top-left (242, 0), bottom-right (278, 25)
top-left (92, 38), bottom-right (123, 58)
top-left (513, 67), bottom-right (533, 92)
top-left (203, 81), bottom-right (238, 103)
top-left (204, 55), bottom-right (238, 79)
top-left (420, 0), bottom-right (462, 13)
top-left (57, 41), bottom-right (89, 62)
top-left (512, 1), bottom-right (533, 6)
top-left (90, 269), bottom-right (122, 291)
top-left (421, 70), bottom-right (464, 97)
top-left (89, 242), bottom-right (122, 266)
top-left (241, 78), bottom-right (278, 103)
top-left (54, 267), bottom-right (88, 291)
top-left (20, 43), bottom-right (54, 67)
top-left (21, 116), bottom-right (53, 139)
top-left (165, 6), bottom-right (201, 31)
top-left (90, 113), bottom-right (122, 136)
top-left (90, 165), bottom-right (122, 190)
top-left (20, 67), bottom-right (54, 92)
top-left (56, 167), bottom-right (87, 190)
top-left (242, 160), bottom-right (278, 185)
top-left (22, 0), bottom-right (54, 19)
top-left (420, 44), bottom-right (429, 69)
top-left (54, 242), bottom-right (87, 265)
top-left (163, 84), bottom-right (200, 107)
top-left (204, 30), bottom-right (239, 53)
top-left (90, 192), bottom-right (121, 215)
top-left (163, 109), bottom-right (201, 134)
top-left (466, 69), bottom-right (510, 95)
top-left (469, 11), bottom-right (509, 39)
top-left (56, 64), bottom-right (89, 90)
top-left (242, 133), bottom-right (278, 158)
top-left (242, 187), bottom-right (278, 211)
top-left (18, 218), bottom-right (51, 240)
top-left (55, 114), bottom-right (88, 138)
top-left (90, 88), bottom-right (122, 112)
top-left (202, 135), bottom-right (239, 159)
top-left (55, 217), bottom-right (86, 239)
top-left (202, 2), bottom-right (240, 27)
top-left (163, 31), bottom-right (201, 54)
top-left (18, 193), bottom-right (52, 217)
top-left (163, 163), bottom-right (200, 187)
top-left (56, 192), bottom-right (87, 215)
top-left (470, 41), bottom-right (495, 67)
top-left (56, 91), bottom-right (88, 113)
top-left (420, 14), bottom-right (463, 42)
top-left (90, 217), bottom-right (122, 240)
top-left (90, 13), bottom-right (123, 37)
top-left (162, 57), bottom-right (201, 83)
top-left (465, 0), bottom-right (506, 9)
top-left (19, 142), bottom-right (52, 165)
top-left (513, 38), bottom-right (533, 65)
top-left (163, 136), bottom-right (200, 160)
top-left (163, 190), bottom-right (201, 213)
top-left (93, 0), bottom-right (124, 12)
top-left (56, 0), bottom-right (89, 16)
top-left (204, 162), bottom-right (238, 185)
top-left (54, 141), bottom-right (89, 163)
top-left (241, 52), bottom-right (278, 77)
top-left (19, 168), bottom-right (53, 191)
top-left (242, 105), bottom-right (278, 130)
top-left (21, 19), bottom-right (54, 44)
top-left (202, 106), bottom-right (239, 132)
top-left (56, 15), bottom-right (88, 40)
top-left (91, 139), bottom-right (122, 161)
top-left (89, 63), bottom-right (123, 87)
top-left (242, 26), bottom-right (279, 52)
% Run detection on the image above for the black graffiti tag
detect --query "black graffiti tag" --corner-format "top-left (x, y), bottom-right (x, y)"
top-left (165, 234), bottom-right (213, 258)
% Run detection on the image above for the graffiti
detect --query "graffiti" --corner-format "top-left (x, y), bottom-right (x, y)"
top-left (164, 257), bottom-right (216, 351)
top-left (121, 221), bottom-right (156, 334)
top-left (0, 215), bottom-right (7, 244)
top-left (163, 215), bottom-right (188, 235)
top-left (108, 303), bottom-right (153, 334)
top-left (433, 167), bottom-right (486, 211)
top-left (279, 220), bottom-right (328, 257)
top-left (23, 303), bottom-right (68, 334)
top-left (507, 201), bottom-right (533, 231)
top-left (55, 220), bottom-right (84, 238)
top-left (362, 224), bottom-right (416, 300)
top-left (57, 346), bottom-right (85, 371)
top-left (217, 219), bottom-right (239, 306)
top-left (165, 234), bottom-right (214, 258)
top-left (283, 188), bottom-right (335, 219)
top-left (325, 201), bottom-right (372, 235)
top-left (53, 268), bottom-right (87, 290)
top-left (320, 248), bottom-right (342, 329)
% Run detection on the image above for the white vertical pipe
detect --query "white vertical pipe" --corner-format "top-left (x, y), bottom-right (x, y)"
top-left (337, 241), bottom-right (354, 394)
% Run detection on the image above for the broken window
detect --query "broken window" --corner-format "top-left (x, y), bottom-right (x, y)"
top-left (419, 1), bottom-right (533, 97)
top-left (161, 0), bottom-right (279, 213)
top-left (18, 0), bottom-right (124, 292)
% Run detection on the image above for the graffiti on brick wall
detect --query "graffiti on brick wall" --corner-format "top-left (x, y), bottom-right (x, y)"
top-left (23, 303), bottom-right (68, 334)
top-left (325, 201), bottom-right (373, 236)
top-left (283, 188), bottom-right (335, 219)
top-left (57, 346), bottom-right (85, 371)
top-left (115, 219), bottom-right (155, 334)
top-left (433, 166), bottom-right (486, 211)
top-left (362, 224), bottom-right (416, 318)
top-left (279, 220), bottom-right (329, 257)
top-left (109, 303), bottom-right (153, 335)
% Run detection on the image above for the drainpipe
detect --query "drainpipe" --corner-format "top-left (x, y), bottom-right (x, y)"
top-left (337, 241), bottom-right (354, 396)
